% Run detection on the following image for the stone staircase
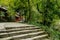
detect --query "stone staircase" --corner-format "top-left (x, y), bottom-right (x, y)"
top-left (0, 23), bottom-right (49, 40)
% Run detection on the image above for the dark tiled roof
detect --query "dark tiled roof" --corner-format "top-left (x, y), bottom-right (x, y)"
top-left (0, 6), bottom-right (7, 12)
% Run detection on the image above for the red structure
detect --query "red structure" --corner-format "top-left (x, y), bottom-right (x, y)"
top-left (15, 12), bottom-right (23, 22)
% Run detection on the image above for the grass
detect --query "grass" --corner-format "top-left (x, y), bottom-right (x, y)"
top-left (27, 21), bottom-right (60, 40)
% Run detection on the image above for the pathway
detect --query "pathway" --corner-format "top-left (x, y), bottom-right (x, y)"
top-left (0, 22), bottom-right (50, 40)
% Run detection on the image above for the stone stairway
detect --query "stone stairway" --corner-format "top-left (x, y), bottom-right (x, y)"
top-left (0, 23), bottom-right (49, 40)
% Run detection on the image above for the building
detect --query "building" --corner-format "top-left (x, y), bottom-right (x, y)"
top-left (0, 6), bottom-right (8, 22)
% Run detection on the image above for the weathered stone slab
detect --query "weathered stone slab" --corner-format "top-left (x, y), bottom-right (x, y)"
top-left (0, 23), bottom-right (5, 31)
top-left (0, 22), bottom-right (34, 29)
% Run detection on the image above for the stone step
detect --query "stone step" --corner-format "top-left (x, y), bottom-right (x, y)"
top-left (0, 29), bottom-right (41, 33)
top-left (0, 23), bottom-right (49, 40)
top-left (5, 26), bottom-right (35, 30)
top-left (6, 27), bottom-right (39, 30)
top-left (5, 23), bottom-right (34, 28)
top-left (12, 31), bottom-right (46, 40)
top-left (34, 38), bottom-right (50, 40)
top-left (0, 27), bottom-right (40, 33)
top-left (0, 29), bottom-right (43, 38)
top-left (21, 38), bottom-right (50, 40)
top-left (21, 34), bottom-right (48, 40)
top-left (0, 32), bottom-right (48, 40)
